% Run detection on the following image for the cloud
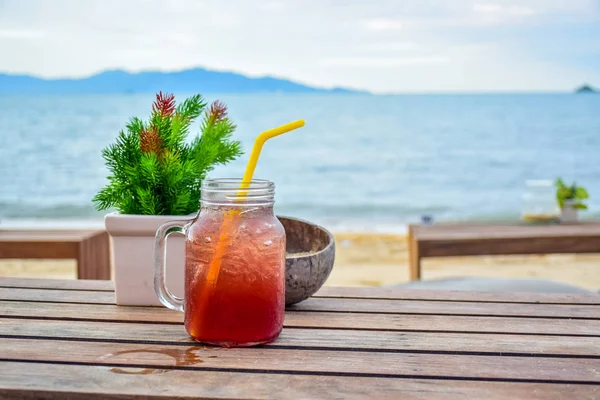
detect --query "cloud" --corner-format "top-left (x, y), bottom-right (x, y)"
top-left (368, 42), bottom-right (418, 51)
top-left (468, 3), bottom-right (537, 26)
top-left (0, 29), bottom-right (45, 39)
top-left (322, 56), bottom-right (451, 67)
top-left (473, 3), bottom-right (536, 16)
top-left (362, 18), bottom-right (403, 31)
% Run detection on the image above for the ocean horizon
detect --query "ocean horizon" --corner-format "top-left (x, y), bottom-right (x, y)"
top-left (1, 92), bottom-right (599, 233)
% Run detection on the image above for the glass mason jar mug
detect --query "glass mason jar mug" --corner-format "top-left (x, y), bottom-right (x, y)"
top-left (521, 180), bottom-right (560, 224)
top-left (154, 179), bottom-right (286, 347)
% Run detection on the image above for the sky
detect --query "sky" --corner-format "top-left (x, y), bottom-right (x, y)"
top-left (0, 0), bottom-right (599, 93)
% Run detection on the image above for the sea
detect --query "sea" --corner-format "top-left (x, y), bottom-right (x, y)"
top-left (1, 93), bottom-right (599, 233)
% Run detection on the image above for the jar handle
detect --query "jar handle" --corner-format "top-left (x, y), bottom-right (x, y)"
top-left (154, 220), bottom-right (187, 312)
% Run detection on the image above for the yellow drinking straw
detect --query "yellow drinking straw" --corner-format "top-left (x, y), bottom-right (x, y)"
top-left (241, 119), bottom-right (305, 186)
top-left (200, 119), bottom-right (305, 305)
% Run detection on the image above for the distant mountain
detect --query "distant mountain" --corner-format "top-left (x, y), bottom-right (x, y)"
top-left (575, 84), bottom-right (598, 94)
top-left (0, 68), bottom-right (365, 94)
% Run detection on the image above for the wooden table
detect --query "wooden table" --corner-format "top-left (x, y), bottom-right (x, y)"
top-left (0, 230), bottom-right (110, 280)
top-left (0, 277), bottom-right (599, 399)
top-left (408, 222), bottom-right (600, 280)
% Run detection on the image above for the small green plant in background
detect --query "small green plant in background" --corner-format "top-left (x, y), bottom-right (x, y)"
top-left (93, 92), bottom-right (242, 215)
top-left (555, 178), bottom-right (589, 210)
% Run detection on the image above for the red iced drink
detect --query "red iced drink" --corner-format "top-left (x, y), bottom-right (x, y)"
top-left (155, 179), bottom-right (286, 347)
top-left (185, 206), bottom-right (285, 346)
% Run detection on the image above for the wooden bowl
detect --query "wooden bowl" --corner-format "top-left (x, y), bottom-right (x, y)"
top-left (278, 216), bottom-right (336, 305)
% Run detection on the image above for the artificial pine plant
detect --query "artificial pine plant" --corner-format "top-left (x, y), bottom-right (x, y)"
top-left (93, 92), bottom-right (242, 215)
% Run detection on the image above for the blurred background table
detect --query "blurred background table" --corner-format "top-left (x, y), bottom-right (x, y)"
top-left (0, 230), bottom-right (110, 280)
top-left (408, 222), bottom-right (600, 280)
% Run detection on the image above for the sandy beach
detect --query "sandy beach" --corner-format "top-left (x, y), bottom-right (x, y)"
top-left (2, 232), bottom-right (599, 291)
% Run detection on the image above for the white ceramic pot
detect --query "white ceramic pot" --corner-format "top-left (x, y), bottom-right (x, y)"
top-left (105, 212), bottom-right (193, 306)
top-left (560, 200), bottom-right (579, 223)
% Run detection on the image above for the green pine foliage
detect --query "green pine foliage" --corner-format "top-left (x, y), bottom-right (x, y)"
top-left (93, 92), bottom-right (242, 215)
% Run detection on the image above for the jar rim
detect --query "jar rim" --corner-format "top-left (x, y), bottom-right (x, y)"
top-left (201, 178), bottom-right (275, 206)
top-left (202, 178), bottom-right (274, 190)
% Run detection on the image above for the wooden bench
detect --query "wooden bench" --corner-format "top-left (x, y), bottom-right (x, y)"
top-left (408, 222), bottom-right (600, 281)
top-left (0, 230), bottom-right (110, 280)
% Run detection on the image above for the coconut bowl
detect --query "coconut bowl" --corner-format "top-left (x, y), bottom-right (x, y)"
top-left (278, 216), bottom-right (335, 305)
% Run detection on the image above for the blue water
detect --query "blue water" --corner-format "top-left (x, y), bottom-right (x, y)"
top-left (0, 93), bottom-right (599, 232)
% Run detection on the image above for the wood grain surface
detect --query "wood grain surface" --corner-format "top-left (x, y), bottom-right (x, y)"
top-left (0, 278), bottom-right (599, 399)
